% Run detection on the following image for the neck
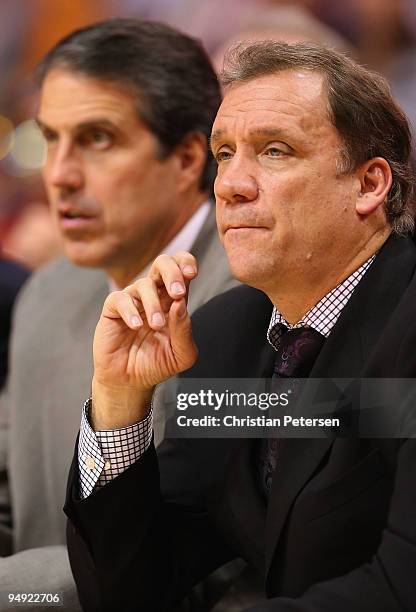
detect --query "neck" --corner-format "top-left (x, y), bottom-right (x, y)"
top-left (267, 227), bottom-right (391, 325)
top-left (107, 266), bottom-right (144, 290)
top-left (107, 190), bottom-right (207, 289)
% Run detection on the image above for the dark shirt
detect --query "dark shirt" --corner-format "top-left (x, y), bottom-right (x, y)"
top-left (0, 257), bottom-right (30, 389)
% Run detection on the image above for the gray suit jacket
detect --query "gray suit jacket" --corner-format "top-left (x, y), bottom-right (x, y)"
top-left (0, 206), bottom-right (237, 608)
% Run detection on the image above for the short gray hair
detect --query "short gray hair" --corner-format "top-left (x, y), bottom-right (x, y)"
top-left (221, 41), bottom-right (415, 235)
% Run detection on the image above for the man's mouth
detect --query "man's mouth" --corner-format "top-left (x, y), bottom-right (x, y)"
top-left (57, 208), bottom-right (98, 232)
top-left (58, 206), bottom-right (96, 220)
top-left (61, 211), bottom-right (87, 219)
top-left (225, 225), bottom-right (267, 232)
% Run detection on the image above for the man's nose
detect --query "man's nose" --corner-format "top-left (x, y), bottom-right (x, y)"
top-left (214, 155), bottom-right (259, 204)
top-left (46, 143), bottom-right (83, 192)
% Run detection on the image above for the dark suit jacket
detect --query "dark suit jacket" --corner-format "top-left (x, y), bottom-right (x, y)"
top-left (0, 258), bottom-right (29, 390)
top-left (65, 235), bottom-right (416, 612)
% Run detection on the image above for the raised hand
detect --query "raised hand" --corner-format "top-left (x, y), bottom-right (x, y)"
top-left (91, 252), bottom-right (199, 430)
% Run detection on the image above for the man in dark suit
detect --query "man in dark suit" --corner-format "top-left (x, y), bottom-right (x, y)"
top-left (0, 257), bottom-right (29, 390)
top-left (0, 255), bottom-right (28, 554)
top-left (65, 42), bottom-right (416, 611)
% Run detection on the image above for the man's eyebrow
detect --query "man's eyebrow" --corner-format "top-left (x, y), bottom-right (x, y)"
top-left (210, 127), bottom-right (292, 151)
top-left (209, 129), bottom-right (225, 151)
top-left (35, 118), bottom-right (50, 131)
top-left (35, 117), bottom-right (118, 132)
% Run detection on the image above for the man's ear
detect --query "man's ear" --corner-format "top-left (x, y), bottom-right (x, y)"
top-left (175, 132), bottom-right (207, 193)
top-left (355, 157), bottom-right (392, 215)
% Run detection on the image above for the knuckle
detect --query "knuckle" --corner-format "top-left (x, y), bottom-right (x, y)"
top-left (153, 253), bottom-right (171, 267)
top-left (105, 290), bottom-right (122, 305)
top-left (175, 250), bottom-right (194, 261)
top-left (121, 290), bottom-right (136, 307)
top-left (138, 277), bottom-right (154, 290)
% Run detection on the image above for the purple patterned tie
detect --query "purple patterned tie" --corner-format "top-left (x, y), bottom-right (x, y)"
top-left (257, 325), bottom-right (325, 498)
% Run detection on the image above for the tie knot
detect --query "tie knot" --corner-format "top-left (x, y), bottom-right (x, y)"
top-left (274, 325), bottom-right (325, 378)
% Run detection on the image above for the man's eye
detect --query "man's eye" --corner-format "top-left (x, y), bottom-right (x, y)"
top-left (93, 131), bottom-right (109, 142)
top-left (82, 130), bottom-right (112, 149)
top-left (265, 147), bottom-right (283, 157)
top-left (42, 130), bottom-right (58, 144)
top-left (215, 150), bottom-right (233, 163)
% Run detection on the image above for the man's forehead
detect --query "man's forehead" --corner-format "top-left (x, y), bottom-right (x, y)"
top-left (212, 70), bottom-right (328, 139)
top-left (216, 70), bottom-right (325, 117)
top-left (221, 69), bottom-right (325, 102)
top-left (38, 68), bottom-right (139, 127)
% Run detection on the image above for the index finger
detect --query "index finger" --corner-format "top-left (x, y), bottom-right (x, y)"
top-left (172, 251), bottom-right (198, 278)
top-left (149, 252), bottom-right (198, 300)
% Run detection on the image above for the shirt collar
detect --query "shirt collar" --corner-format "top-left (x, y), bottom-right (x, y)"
top-left (267, 254), bottom-right (376, 351)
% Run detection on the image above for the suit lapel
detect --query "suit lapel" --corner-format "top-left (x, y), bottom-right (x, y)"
top-left (264, 236), bottom-right (416, 583)
top-left (223, 439), bottom-right (267, 569)
top-left (221, 340), bottom-right (275, 568)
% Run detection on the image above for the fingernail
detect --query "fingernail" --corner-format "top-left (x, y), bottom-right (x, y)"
top-left (152, 312), bottom-right (165, 327)
top-left (131, 315), bottom-right (142, 328)
top-left (183, 265), bottom-right (196, 275)
top-left (177, 301), bottom-right (187, 319)
top-left (171, 281), bottom-right (185, 295)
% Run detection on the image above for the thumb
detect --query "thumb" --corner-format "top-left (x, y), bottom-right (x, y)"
top-left (168, 298), bottom-right (198, 372)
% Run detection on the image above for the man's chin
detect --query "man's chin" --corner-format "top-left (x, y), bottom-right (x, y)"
top-left (224, 240), bottom-right (280, 290)
top-left (63, 243), bottom-right (104, 269)
top-left (227, 259), bottom-right (271, 291)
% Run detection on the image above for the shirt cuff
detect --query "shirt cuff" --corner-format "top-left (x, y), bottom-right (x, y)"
top-left (78, 398), bottom-right (153, 499)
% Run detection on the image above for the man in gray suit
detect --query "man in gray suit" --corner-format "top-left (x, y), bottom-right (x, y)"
top-left (0, 20), bottom-right (236, 609)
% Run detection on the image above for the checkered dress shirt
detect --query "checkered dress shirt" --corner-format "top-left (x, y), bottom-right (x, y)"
top-left (78, 255), bottom-right (375, 498)
top-left (267, 255), bottom-right (375, 349)
top-left (78, 401), bottom-right (153, 498)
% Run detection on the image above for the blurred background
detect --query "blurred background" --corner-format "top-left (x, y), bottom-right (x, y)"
top-left (0, 0), bottom-right (415, 270)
